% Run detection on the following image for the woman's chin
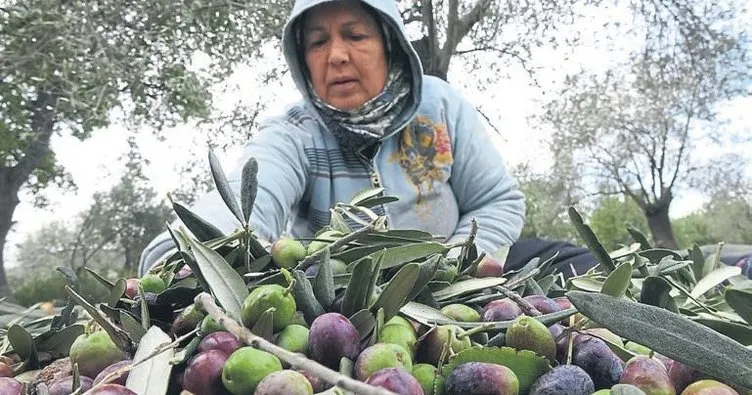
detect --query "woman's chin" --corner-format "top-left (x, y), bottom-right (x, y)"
top-left (325, 95), bottom-right (368, 111)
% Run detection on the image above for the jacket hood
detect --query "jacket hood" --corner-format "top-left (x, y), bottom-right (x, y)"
top-left (281, 0), bottom-right (424, 137)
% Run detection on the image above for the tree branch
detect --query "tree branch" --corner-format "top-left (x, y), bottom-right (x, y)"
top-left (194, 293), bottom-right (397, 395)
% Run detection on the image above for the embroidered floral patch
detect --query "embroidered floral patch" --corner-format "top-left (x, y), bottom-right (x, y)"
top-left (392, 116), bottom-right (454, 200)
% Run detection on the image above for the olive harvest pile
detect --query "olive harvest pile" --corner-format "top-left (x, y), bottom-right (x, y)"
top-left (0, 153), bottom-right (750, 395)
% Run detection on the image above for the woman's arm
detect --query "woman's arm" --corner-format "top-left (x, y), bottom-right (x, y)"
top-left (445, 94), bottom-right (526, 258)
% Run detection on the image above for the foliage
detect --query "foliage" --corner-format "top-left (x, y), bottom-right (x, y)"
top-left (541, 0), bottom-right (750, 249)
top-left (589, 196), bottom-right (649, 251)
top-left (12, 271), bottom-right (109, 307)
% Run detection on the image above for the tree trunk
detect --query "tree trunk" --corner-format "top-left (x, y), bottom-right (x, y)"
top-left (410, 37), bottom-right (449, 81)
top-left (645, 203), bottom-right (679, 250)
top-left (0, 89), bottom-right (58, 298)
top-left (0, 177), bottom-right (19, 299)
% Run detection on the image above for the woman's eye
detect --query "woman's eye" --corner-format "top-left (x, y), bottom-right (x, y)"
top-left (349, 34), bottom-right (366, 41)
top-left (307, 40), bottom-right (325, 49)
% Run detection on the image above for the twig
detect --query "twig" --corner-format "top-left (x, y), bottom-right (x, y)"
top-left (297, 225), bottom-right (375, 270)
top-left (194, 293), bottom-right (397, 395)
top-left (81, 328), bottom-right (199, 394)
top-left (495, 286), bottom-right (542, 316)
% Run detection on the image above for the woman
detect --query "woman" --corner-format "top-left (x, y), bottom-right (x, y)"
top-left (140, 0), bottom-right (596, 277)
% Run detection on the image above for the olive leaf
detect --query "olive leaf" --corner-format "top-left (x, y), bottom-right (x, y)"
top-left (691, 316), bottom-right (752, 345)
top-left (639, 249), bottom-right (684, 263)
top-left (370, 263), bottom-right (420, 321)
top-left (357, 195), bottom-right (400, 208)
top-left (8, 325), bottom-right (39, 369)
top-left (313, 248), bottom-right (335, 309)
top-left (35, 324), bottom-right (84, 356)
top-left (341, 255), bottom-right (381, 317)
top-left (433, 277), bottom-right (507, 302)
top-left (566, 290), bottom-right (752, 389)
top-left (251, 308), bottom-right (275, 342)
top-left (399, 301), bottom-right (455, 326)
top-left (349, 309), bottom-right (376, 341)
top-left (627, 224), bottom-right (652, 249)
top-left (125, 326), bottom-right (174, 395)
top-left (609, 243), bottom-right (642, 260)
top-left (208, 150), bottom-right (244, 225)
top-left (172, 201), bottom-right (225, 242)
top-left (690, 265), bottom-right (741, 298)
top-left (333, 245), bottom-right (385, 264)
top-left (368, 242), bottom-right (448, 270)
top-left (292, 270), bottom-right (325, 323)
top-left (725, 287), bottom-right (752, 325)
top-left (640, 276), bottom-right (678, 312)
top-left (568, 276), bottom-right (605, 292)
top-left (240, 157), bottom-right (258, 223)
top-left (65, 286), bottom-right (134, 353)
top-left (568, 206), bottom-right (615, 273)
top-left (85, 267), bottom-right (115, 290)
top-left (108, 279), bottom-right (127, 308)
top-left (121, 312), bottom-right (147, 343)
top-left (177, 228), bottom-right (248, 321)
top-left (689, 244), bottom-right (705, 281)
top-left (407, 254), bottom-right (441, 301)
top-left (601, 261), bottom-right (632, 298)
top-left (506, 257), bottom-right (541, 286)
top-left (138, 286), bottom-right (151, 331)
top-left (350, 187), bottom-right (385, 206)
top-left (329, 209), bottom-right (352, 234)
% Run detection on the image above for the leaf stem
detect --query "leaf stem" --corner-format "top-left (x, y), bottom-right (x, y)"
top-left (495, 286), bottom-right (542, 316)
top-left (298, 225), bottom-right (375, 270)
top-left (194, 293), bottom-right (398, 395)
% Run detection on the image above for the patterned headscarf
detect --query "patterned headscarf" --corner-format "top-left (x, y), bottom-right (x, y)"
top-left (297, 11), bottom-right (413, 156)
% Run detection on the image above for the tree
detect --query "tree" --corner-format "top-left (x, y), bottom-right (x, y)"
top-left (513, 164), bottom-right (583, 244)
top-left (541, 1), bottom-right (750, 249)
top-left (589, 196), bottom-right (649, 251)
top-left (0, 0), bottom-right (288, 297)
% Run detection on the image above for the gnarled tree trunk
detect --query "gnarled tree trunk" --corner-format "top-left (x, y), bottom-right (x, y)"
top-left (645, 202), bottom-right (679, 250)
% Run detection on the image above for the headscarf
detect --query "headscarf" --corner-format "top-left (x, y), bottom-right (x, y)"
top-left (297, 11), bottom-right (413, 156)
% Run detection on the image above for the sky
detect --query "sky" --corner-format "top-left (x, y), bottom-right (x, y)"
top-left (5, 4), bottom-right (751, 267)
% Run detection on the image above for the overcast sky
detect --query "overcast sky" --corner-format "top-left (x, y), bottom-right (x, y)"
top-left (5, 5), bottom-right (751, 267)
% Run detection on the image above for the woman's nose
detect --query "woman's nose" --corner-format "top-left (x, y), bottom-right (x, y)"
top-left (327, 37), bottom-right (350, 65)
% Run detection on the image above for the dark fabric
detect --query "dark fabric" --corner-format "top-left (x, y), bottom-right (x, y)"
top-left (506, 238), bottom-right (598, 279)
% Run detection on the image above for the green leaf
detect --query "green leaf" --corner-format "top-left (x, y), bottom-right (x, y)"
top-left (8, 325), bottom-right (39, 368)
top-left (139, 285), bottom-right (151, 331)
top-left (424, 309), bottom-right (577, 330)
top-left (691, 317), bottom-right (752, 345)
top-left (292, 270), bottom-right (325, 323)
top-left (601, 261), bottom-right (633, 298)
top-left (329, 209), bottom-right (352, 234)
top-left (407, 254), bottom-right (441, 301)
top-left (609, 243), bottom-right (642, 259)
top-left (506, 257), bottom-right (541, 286)
top-left (370, 263), bottom-right (420, 321)
top-left (313, 249), bottom-right (335, 309)
top-left (640, 276), bottom-right (678, 312)
top-left (432, 277), bottom-right (507, 302)
top-left (368, 243), bottom-right (448, 270)
top-left (350, 187), bottom-right (385, 206)
top-left (333, 245), bottom-right (386, 265)
top-left (251, 308), bottom-right (275, 342)
top-left (689, 244), bottom-right (705, 281)
top-left (639, 249), bottom-right (684, 264)
top-left (627, 224), bottom-right (652, 249)
top-left (178, 229), bottom-right (248, 321)
top-left (399, 302), bottom-right (456, 326)
top-left (725, 287), bottom-right (752, 325)
top-left (35, 325), bottom-right (84, 356)
top-left (656, 257), bottom-right (692, 275)
top-left (440, 346), bottom-right (551, 394)
top-left (690, 265), bottom-right (742, 298)
top-left (568, 276), bottom-right (605, 292)
top-left (208, 150), bottom-right (244, 224)
top-left (341, 256), bottom-right (381, 317)
top-left (85, 267), bottom-right (115, 290)
top-left (121, 312), bottom-right (147, 343)
top-left (524, 278), bottom-right (545, 296)
top-left (65, 286), bottom-right (133, 354)
top-left (566, 290), bottom-right (752, 389)
top-left (125, 326), bottom-right (174, 395)
top-left (537, 275), bottom-right (555, 294)
top-left (568, 206), bottom-right (615, 273)
top-left (172, 201), bottom-right (225, 242)
top-left (108, 279), bottom-right (127, 308)
top-left (357, 195), bottom-right (400, 208)
top-left (240, 157), bottom-right (258, 223)
top-left (349, 309), bottom-right (376, 341)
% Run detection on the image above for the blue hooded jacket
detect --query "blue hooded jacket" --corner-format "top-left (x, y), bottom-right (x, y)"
top-left (139, 0), bottom-right (526, 274)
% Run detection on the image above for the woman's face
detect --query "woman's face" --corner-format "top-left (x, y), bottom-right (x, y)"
top-left (302, 0), bottom-right (388, 110)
